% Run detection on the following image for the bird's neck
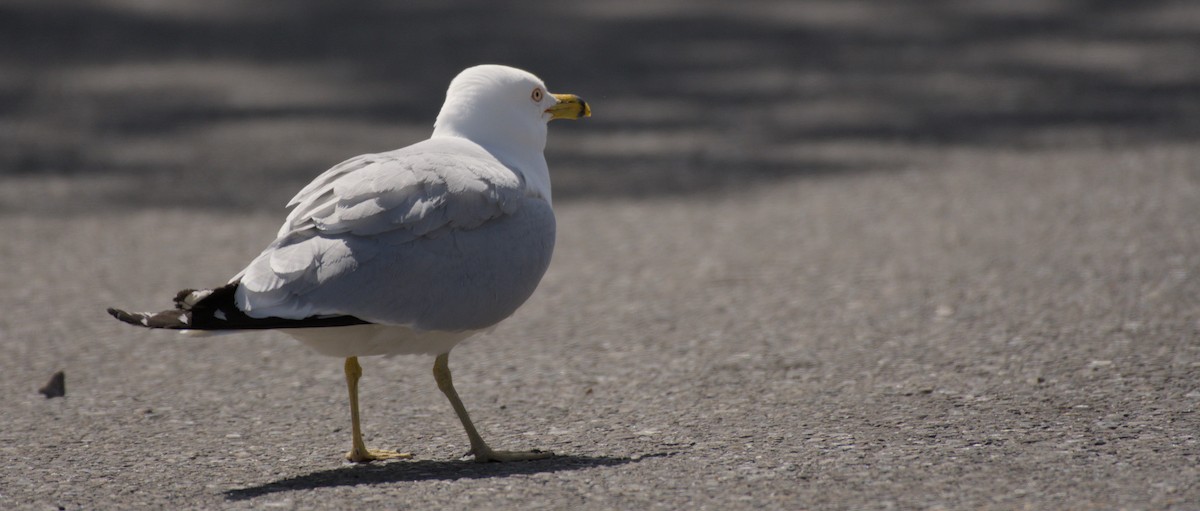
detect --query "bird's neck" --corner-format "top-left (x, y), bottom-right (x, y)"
top-left (492, 145), bottom-right (553, 205)
top-left (431, 130), bottom-right (553, 205)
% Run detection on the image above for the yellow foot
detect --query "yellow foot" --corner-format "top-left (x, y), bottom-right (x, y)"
top-left (470, 446), bottom-right (554, 463)
top-left (345, 448), bottom-right (413, 463)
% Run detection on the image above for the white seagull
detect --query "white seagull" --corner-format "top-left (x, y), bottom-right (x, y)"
top-left (108, 64), bottom-right (590, 463)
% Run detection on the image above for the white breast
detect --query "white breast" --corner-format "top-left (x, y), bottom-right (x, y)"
top-left (284, 324), bottom-right (484, 357)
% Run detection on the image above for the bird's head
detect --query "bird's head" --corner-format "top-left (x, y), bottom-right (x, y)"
top-left (433, 65), bottom-right (590, 155)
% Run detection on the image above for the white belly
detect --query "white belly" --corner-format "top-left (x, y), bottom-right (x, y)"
top-left (284, 324), bottom-right (482, 357)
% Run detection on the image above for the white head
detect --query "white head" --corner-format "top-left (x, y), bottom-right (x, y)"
top-left (432, 65), bottom-right (589, 202)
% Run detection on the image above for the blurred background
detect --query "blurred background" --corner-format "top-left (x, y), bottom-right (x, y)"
top-left (3, 0), bottom-right (1197, 211)
top-left (2, 1), bottom-right (1199, 508)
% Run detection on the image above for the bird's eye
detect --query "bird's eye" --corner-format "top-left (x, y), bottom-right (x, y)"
top-left (531, 87), bottom-right (544, 102)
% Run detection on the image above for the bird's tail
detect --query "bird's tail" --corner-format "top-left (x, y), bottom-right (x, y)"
top-left (108, 284), bottom-right (239, 330)
top-left (107, 282), bottom-right (370, 331)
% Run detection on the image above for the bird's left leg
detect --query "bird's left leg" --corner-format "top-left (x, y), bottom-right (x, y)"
top-left (343, 356), bottom-right (412, 463)
top-left (433, 352), bottom-right (553, 463)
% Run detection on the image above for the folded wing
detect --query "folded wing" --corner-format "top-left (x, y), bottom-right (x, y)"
top-left (234, 137), bottom-right (554, 331)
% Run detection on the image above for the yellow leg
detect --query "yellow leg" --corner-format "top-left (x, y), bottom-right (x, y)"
top-left (433, 352), bottom-right (553, 463)
top-left (343, 356), bottom-right (412, 463)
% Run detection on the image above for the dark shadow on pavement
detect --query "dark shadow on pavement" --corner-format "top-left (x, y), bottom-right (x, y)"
top-left (222, 453), bottom-right (657, 501)
top-left (2, 1), bottom-right (1199, 213)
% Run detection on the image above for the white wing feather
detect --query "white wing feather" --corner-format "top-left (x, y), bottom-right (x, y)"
top-left (232, 137), bottom-right (554, 329)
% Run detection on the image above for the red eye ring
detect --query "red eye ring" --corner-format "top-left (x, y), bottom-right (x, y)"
top-left (531, 87), bottom-right (544, 102)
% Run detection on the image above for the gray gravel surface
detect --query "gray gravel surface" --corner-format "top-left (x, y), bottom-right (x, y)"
top-left (2, 1), bottom-right (1199, 509)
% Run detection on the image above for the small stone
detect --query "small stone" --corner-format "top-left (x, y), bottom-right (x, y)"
top-left (39, 370), bottom-right (65, 399)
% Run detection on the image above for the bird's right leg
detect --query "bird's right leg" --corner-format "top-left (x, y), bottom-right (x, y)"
top-left (343, 356), bottom-right (412, 463)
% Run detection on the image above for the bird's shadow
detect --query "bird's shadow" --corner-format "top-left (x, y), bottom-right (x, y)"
top-left (223, 453), bottom-right (662, 500)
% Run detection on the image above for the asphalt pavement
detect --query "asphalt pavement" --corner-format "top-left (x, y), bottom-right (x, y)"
top-left (1, 1), bottom-right (1198, 509)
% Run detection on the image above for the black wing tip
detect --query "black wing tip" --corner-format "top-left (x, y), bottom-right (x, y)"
top-left (107, 306), bottom-right (192, 329)
top-left (108, 293), bottom-right (371, 331)
top-left (107, 307), bottom-right (143, 326)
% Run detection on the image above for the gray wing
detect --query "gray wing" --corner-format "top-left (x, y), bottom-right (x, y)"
top-left (233, 137), bottom-right (556, 331)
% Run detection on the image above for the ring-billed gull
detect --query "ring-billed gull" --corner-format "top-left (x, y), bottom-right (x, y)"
top-left (108, 64), bottom-right (590, 463)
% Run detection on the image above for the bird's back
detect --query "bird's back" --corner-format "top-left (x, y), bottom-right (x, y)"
top-left (234, 136), bottom-right (557, 330)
